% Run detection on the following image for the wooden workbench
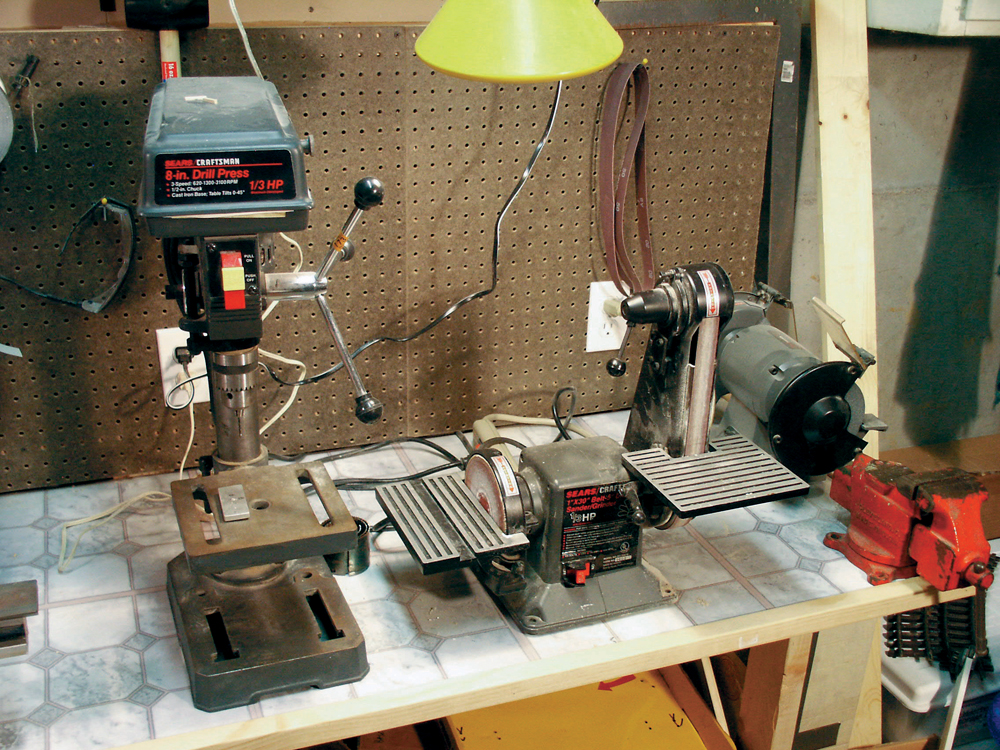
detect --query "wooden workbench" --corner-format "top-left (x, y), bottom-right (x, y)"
top-left (118, 579), bottom-right (969, 750)
top-left (0, 413), bottom-right (973, 750)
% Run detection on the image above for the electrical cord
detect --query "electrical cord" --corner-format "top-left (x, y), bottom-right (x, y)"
top-left (261, 81), bottom-right (565, 389)
top-left (166, 373), bottom-right (206, 408)
top-left (320, 435), bottom-right (468, 494)
top-left (178, 364), bottom-right (196, 479)
top-left (329, 436), bottom-right (464, 465)
top-left (479, 436), bottom-right (527, 452)
top-left (57, 491), bottom-right (172, 573)
top-left (0, 197), bottom-right (137, 313)
top-left (165, 364), bottom-right (197, 409)
top-left (453, 429), bottom-right (475, 456)
top-left (258, 346), bottom-right (305, 434)
top-left (229, 0), bottom-right (264, 79)
top-left (333, 461), bottom-right (464, 492)
top-left (551, 386), bottom-right (578, 441)
top-left (259, 232), bottom-right (307, 433)
top-left (474, 412), bottom-right (596, 441)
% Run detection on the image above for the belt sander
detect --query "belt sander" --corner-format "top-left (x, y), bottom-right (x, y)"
top-left (376, 263), bottom-right (886, 633)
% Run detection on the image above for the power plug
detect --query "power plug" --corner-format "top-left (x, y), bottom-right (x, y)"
top-left (155, 327), bottom-right (209, 406)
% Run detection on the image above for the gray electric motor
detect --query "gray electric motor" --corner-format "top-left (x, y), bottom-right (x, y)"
top-left (716, 294), bottom-right (871, 477)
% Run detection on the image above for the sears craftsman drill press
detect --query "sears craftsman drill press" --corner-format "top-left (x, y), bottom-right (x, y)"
top-left (138, 76), bottom-right (383, 710)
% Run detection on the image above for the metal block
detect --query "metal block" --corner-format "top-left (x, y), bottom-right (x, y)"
top-left (0, 580), bottom-right (39, 660)
top-left (218, 484), bottom-right (251, 522)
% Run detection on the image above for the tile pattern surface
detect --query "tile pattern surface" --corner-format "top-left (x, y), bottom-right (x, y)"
top-left (0, 412), bottom-right (870, 750)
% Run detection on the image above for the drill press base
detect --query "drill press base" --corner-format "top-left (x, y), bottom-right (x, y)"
top-left (167, 554), bottom-right (368, 712)
top-left (477, 560), bottom-right (677, 635)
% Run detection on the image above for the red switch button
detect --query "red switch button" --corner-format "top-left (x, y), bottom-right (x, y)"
top-left (566, 561), bottom-right (591, 586)
top-left (220, 251), bottom-right (246, 310)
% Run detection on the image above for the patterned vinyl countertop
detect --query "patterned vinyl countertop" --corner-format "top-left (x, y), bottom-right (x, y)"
top-left (0, 411), bottom-right (871, 750)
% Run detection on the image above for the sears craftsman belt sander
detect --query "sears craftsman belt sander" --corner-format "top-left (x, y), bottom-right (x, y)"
top-left (377, 263), bottom-right (885, 633)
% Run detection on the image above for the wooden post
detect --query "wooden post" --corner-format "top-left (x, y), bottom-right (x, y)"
top-left (738, 635), bottom-right (813, 750)
top-left (736, 619), bottom-right (882, 750)
top-left (849, 621), bottom-right (885, 748)
top-left (811, 0), bottom-right (879, 456)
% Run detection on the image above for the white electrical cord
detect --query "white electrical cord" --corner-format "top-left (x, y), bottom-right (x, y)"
top-left (259, 232), bottom-right (307, 434)
top-left (229, 0), bottom-right (264, 79)
top-left (57, 491), bottom-right (172, 573)
top-left (59, 363), bottom-right (199, 572)
top-left (258, 348), bottom-right (305, 434)
top-left (178, 364), bottom-right (197, 479)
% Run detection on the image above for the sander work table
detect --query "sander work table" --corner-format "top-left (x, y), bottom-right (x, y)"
top-left (0, 411), bottom-right (972, 750)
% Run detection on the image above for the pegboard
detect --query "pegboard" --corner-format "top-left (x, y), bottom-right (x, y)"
top-left (0, 22), bottom-right (779, 493)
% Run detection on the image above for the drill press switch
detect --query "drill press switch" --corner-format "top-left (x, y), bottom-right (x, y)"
top-left (219, 250), bottom-right (247, 310)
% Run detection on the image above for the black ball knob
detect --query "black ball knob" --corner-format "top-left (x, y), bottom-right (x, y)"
top-left (606, 357), bottom-right (627, 377)
top-left (355, 394), bottom-right (383, 424)
top-left (354, 177), bottom-right (385, 210)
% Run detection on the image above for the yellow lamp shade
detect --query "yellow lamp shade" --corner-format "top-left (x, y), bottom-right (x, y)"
top-left (415, 0), bottom-right (624, 83)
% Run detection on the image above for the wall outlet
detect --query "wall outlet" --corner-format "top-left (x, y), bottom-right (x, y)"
top-left (155, 327), bottom-right (210, 406)
top-left (585, 281), bottom-right (627, 353)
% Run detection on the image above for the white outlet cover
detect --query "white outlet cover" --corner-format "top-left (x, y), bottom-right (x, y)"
top-left (585, 281), bottom-right (628, 353)
top-left (155, 327), bottom-right (210, 406)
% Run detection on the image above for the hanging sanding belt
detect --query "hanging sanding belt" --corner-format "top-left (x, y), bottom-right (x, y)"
top-left (598, 62), bottom-right (655, 377)
top-left (598, 61), bottom-right (656, 298)
top-left (599, 63), bottom-right (721, 460)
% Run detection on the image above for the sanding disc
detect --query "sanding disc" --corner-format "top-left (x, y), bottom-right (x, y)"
top-left (465, 452), bottom-right (520, 533)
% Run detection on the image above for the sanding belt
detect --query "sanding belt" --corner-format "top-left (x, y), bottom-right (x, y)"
top-left (598, 62), bottom-right (656, 297)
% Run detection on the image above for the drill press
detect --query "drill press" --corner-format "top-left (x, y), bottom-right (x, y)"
top-left (138, 76), bottom-right (383, 710)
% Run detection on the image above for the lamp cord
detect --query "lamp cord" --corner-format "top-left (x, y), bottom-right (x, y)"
top-left (263, 80), bottom-right (565, 388)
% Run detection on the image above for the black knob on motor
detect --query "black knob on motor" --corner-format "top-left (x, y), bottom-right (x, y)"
top-left (354, 177), bottom-right (385, 210)
top-left (606, 358), bottom-right (627, 377)
top-left (802, 395), bottom-right (851, 444)
top-left (355, 394), bottom-right (383, 424)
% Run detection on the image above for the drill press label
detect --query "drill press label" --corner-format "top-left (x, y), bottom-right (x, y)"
top-left (153, 150), bottom-right (296, 205)
top-left (561, 483), bottom-right (640, 574)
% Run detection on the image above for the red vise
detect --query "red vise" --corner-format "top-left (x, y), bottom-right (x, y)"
top-left (825, 455), bottom-right (993, 591)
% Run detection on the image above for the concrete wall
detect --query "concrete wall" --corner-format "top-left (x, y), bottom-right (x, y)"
top-left (792, 31), bottom-right (1000, 450)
